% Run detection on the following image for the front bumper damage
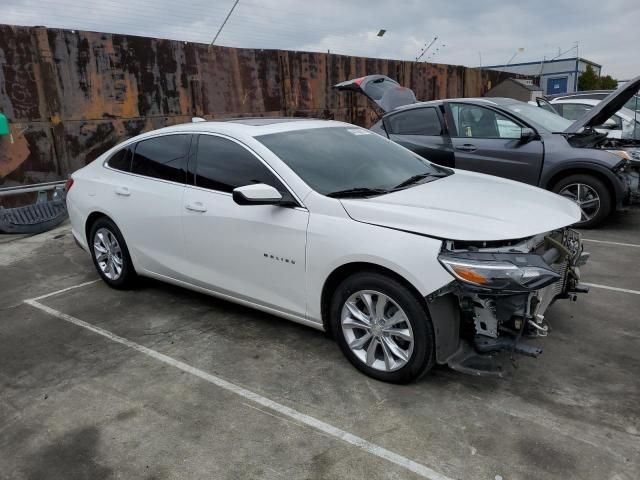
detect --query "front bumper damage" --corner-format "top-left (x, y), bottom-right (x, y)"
top-left (428, 229), bottom-right (589, 377)
top-left (624, 150), bottom-right (640, 203)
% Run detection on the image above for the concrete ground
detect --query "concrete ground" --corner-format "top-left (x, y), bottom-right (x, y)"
top-left (1, 210), bottom-right (639, 480)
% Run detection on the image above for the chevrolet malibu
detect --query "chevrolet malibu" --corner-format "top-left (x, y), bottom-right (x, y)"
top-left (66, 118), bottom-right (589, 383)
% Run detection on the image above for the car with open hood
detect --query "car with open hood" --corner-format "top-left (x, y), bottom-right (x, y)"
top-left (67, 117), bottom-right (588, 383)
top-left (545, 89), bottom-right (640, 113)
top-left (335, 75), bottom-right (640, 227)
top-left (538, 97), bottom-right (640, 141)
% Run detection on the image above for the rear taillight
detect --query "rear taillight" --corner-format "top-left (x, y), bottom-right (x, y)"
top-left (64, 177), bottom-right (74, 192)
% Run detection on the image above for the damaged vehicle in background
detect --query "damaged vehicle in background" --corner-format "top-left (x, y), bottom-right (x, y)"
top-left (537, 98), bottom-right (640, 141)
top-left (335, 75), bottom-right (640, 227)
top-left (67, 118), bottom-right (588, 383)
top-left (545, 89), bottom-right (640, 113)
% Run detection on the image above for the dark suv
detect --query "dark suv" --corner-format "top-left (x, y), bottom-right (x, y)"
top-left (335, 75), bottom-right (640, 227)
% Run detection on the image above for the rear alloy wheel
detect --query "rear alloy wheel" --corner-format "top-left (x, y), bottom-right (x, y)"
top-left (89, 217), bottom-right (136, 289)
top-left (553, 174), bottom-right (612, 228)
top-left (330, 272), bottom-right (435, 383)
top-left (94, 227), bottom-right (124, 281)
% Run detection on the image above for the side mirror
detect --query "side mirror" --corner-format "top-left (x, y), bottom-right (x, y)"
top-left (232, 183), bottom-right (283, 206)
top-left (0, 113), bottom-right (9, 136)
top-left (520, 127), bottom-right (536, 143)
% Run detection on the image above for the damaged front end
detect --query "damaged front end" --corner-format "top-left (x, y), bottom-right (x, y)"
top-left (429, 229), bottom-right (589, 376)
top-left (606, 144), bottom-right (640, 204)
top-left (568, 133), bottom-right (640, 204)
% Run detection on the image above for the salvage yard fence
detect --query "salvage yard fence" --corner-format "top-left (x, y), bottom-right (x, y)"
top-left (0, 24), bottom-right (514, 189)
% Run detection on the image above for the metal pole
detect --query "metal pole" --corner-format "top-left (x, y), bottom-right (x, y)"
top-left (210, 0), bottom-right (240, 47)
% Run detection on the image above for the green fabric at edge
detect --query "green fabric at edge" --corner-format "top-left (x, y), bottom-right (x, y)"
top-left (0, 113), bottom-right (9, 136)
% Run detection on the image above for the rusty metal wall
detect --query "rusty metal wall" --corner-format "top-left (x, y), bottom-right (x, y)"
top-left (0, 24), bottom-right (512, 189)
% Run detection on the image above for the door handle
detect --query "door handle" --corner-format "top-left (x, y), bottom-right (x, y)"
top-left (455, 144), bottom-right (477, 152)
top-left (185, 202), bottom-right (207, 213)
top-left (114, 186), bottom-right (130, 197)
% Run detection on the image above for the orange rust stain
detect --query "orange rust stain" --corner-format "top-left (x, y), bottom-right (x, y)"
top-left (119, 75), bottom-right (140, 118)
top-left (0, 135), bottom-right (30, 178)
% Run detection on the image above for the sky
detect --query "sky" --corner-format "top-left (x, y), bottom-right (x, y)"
top-left (2, 0), bottom-right (639, 79)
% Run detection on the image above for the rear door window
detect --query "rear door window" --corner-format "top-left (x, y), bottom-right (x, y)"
top-left (131, 134), bottom-right (190, 183)
top-left (386, 108), bottom-right (442, 136)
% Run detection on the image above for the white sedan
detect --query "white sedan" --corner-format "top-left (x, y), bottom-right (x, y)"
top-left (547, 98), bottom-right (640, 140)
top-left (66, 118), bottom-right (587, 383)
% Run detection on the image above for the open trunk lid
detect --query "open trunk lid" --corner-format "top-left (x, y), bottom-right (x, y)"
top-left (333, 74), bottom-right (417, 113)
top-left (564, 74), bottom-right (640, 134)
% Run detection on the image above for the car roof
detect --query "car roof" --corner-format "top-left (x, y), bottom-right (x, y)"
top-left (129, 117), bottom-right (354, 140)
top-left (546, 90), bottom-right (611, 99)
top-left (219, 117), bottom-right (312, 126)
top-left (390, 97), bottom-right (522, 113)
top-left (551, 98), bottom-right (638, 120)
top-left (552, 98), bottom-right (601, 105)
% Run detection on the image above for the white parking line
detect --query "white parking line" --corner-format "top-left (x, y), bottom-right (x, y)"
top-left (24, 296), bottom-right (453, 480)
top-left (582, 282), bottom-right (640, 296)
top-left (30, 279), bottom-right (101, 302)
top-left (582, 238), bottom-right (640, 248)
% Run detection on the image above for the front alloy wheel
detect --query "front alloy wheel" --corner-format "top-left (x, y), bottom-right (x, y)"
top-left (552, 173), bottom-right (612, 228)
top-left (341, 290), bottom-right (414, 372)
top-left (331, 271), bottom-right (435, 383)
top-left (558, 183), bottom-right (600, 223)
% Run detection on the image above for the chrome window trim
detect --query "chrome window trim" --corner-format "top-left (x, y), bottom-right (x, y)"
top-left (101, 131), bottom-right (306, 209)
top-left (190, 131), bottom-right (307, 209)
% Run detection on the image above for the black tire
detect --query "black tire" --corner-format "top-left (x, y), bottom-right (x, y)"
top-left (329, 271), bottom-right (435, 384)
top-left (88, 217), bottom-right (137, 289)
top-left (552, 173), bottom-right (612, 228)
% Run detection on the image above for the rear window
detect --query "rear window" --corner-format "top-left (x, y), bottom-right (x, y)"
top-left (364, 77), bottom-right (399, 100)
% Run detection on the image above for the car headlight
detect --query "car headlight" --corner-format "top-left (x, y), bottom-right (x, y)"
top-left (607, 149), bottom-right (632, 161)
top-left (438, 253), bottom-right (561, 292)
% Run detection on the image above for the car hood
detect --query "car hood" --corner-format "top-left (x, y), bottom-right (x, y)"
top-left (565, 74), bottom-right (640, 133)
top-left (340, 170), bottom-right (581, 241)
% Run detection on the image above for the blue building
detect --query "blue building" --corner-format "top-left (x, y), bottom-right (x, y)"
top-left (485, 57), bottom-right (602, 95)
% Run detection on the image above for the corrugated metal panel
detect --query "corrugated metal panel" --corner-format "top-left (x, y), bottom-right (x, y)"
top-left (0, 24), bottom-right (514, 189)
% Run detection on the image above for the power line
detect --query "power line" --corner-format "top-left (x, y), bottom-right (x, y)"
top-left (415, 36), bottom-right (437, 62)
top-left (212, 0), bottom-right (239, 46)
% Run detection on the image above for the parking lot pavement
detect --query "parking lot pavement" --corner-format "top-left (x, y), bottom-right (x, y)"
top-left (1, 213), bottom-right (639, 480)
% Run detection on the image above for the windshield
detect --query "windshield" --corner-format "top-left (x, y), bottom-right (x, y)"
top-left (505, 102), bottom-right (573, 132)
top-left (256, 127), bottom-right (447, 196)
top-left (624, 95), bottom-right (640, 111)
top-left (619, 110), bottom-right (640, 140)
